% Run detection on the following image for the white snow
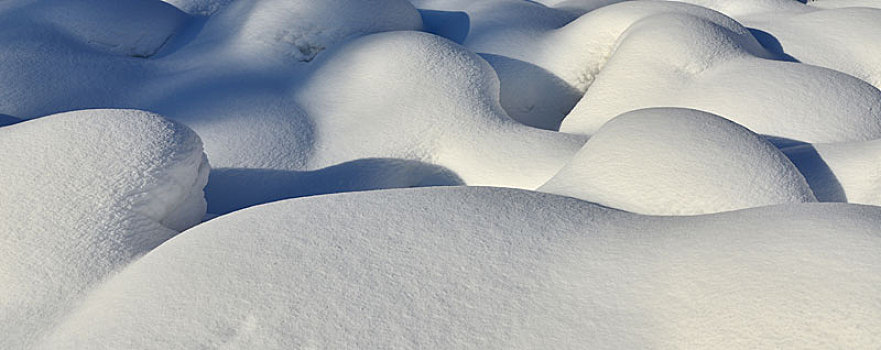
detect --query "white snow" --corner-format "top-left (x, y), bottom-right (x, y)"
top-left (3, 0), bottom-right (881, 347)
top-left (540, 108), bottom-right (815, 215)
top-left (0, 109), bottom-right (208, 349)
top-left (39, 187), bottom-right (881, 349)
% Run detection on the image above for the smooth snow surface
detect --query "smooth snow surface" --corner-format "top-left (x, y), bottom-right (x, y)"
top-left (0, 109), bottom-right (208, 349)
top-left (40, 187), bottom-right (881, 349)
top-left (541, 108), bottom-right (816, 215)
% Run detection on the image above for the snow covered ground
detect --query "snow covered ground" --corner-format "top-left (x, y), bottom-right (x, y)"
top-left (2, 0), bottom-right (881, 348)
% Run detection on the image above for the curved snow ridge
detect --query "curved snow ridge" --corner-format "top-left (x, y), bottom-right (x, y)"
top-left (192, 0), bottom-right (423, 62)
top-left (39, 186), bottom-right (881, 348)
top-left (0, 109), bottom-right (208, 349)
top-left (540, 108), bottom-right (815, 215)
top-left (297, 31), bottom-right (586, 190)
top-left (558, 8), bottom-right (881, 143)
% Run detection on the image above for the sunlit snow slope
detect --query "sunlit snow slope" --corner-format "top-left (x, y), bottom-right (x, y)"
top-left (40, 187), bottom-right (881, 349)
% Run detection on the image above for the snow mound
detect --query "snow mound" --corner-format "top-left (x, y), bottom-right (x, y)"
top-left (40, 187), bottom-right (881, 348)
top-left (541, 108), bottom-right (815, 215)
top-left (0, 109), bottom-right (209, 349)
top-left (558, 8), bottom-right (881, 143)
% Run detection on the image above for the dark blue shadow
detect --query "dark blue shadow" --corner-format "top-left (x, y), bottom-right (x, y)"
top-left (749, 28), bottom-right (800, 63)
top-left (0, 114), bottom-right (20, 127)
top-left (419, 10), bottom-right (470, 44)
top-left (766, 136), bottom-right (847, 202)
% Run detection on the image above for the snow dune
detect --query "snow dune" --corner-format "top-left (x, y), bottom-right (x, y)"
top-left (39, 187), bottom-right (881, 349)
top-left (0, 109), bottom-right (208, 349)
